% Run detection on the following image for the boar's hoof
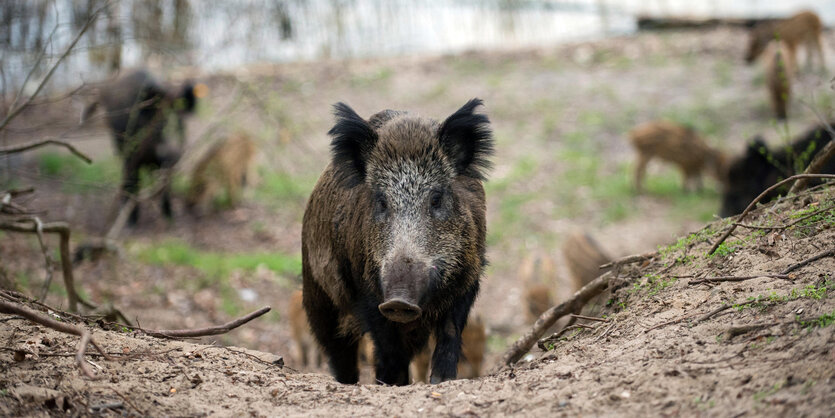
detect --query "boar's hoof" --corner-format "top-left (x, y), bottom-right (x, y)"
top-left (378, 299), bottom-right (422, 323)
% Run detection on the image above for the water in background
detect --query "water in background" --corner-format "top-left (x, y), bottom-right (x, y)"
top-left (1, 0), bottom-right (834, 93)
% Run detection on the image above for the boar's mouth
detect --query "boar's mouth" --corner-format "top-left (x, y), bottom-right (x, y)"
top-left (378, 298), bottom-right (422, 323)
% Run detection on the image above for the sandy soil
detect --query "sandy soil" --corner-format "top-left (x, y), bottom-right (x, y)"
top-left (1, 27), bottom-right (835, 415)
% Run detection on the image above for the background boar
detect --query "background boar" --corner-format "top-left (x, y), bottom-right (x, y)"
top-left (83, 69), bottom-right (201, 225)
top-left (288, 289), bottom-right (322, 368)
top-left (720, 124), bottom-right (835, 217)
top-left (744, 10), bottom-right (824, 71)
top-left (561, 230), bottom-right (612, 290)
top-left (302, 99), bottom-right (493, 385)
top-left (764, 40), bottom-right (795, 120)
top-left (629, 121), bottom-right (727, 193)
top-left (186, 133), bottom-right (257, 214)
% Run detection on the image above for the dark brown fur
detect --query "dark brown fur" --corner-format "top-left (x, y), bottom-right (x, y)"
top-left (411, 314), bottom-right (486, 383)
top-left (83, 69), bottom-right (199, 225)
top-left (629, 121), bottom-right (727, 192)
top-left (302, 99), bottom-right (492, 385)
top-left (745, 10), bottom-right (825, 70)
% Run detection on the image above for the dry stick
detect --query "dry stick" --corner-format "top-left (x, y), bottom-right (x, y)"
top-left (537, 324), bottom-right (596, 351)
top-left (499, 271), bottom-right (613, 366)
top-left (688, 274), bottom-right (791, 285)
top-left (599, 251), bottom-right (656, 269)
top-left (0, 139), bottom-right (92, 164)
top-left (781, 248), bottom-right (835, 274)
top-left (140, 306), bottom-right (271, 338)
top-left (733, 205), bottom-right (830, 231)
top-left (0, 221), bottom-right (94, 312)
top-left (0, 3), bottom-right (107, 132)
top-left (694, 304), bottom-right (732, 324)
top-left (569, 313), bottom-right (609, 323)
top-left (707, 174), bottom-right (835, 256)
top-left (0, 299), bottom-right (110, 379)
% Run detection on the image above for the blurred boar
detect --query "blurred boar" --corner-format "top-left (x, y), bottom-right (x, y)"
top-left (720, 125), bottom-right (835, 217)
top-left (186, 133), bottom-right (257, 214)
top-left (83, 69), bottom-right (203, 225)
top-left (629, 121), bottom-right (727, 192)
top-left (302, 99), bottom-right (493, 385)
top-left (518, 252), bottom-right (556, 323)
top-left (745, 10), bottom-right (824, 70)
top-left (288, 289), bottom-right (322, 368)
top-left (764, 41), bottom-right (796, 120)
top-left (412, 314), bottom-right (486, 383)
top-left (561, 230), bottom-right (611, 290)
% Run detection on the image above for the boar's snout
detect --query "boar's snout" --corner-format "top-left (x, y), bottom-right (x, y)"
top-left (378, 298), bottom-right (422, 323)
top-left (379, 256), bottom-right (429, 323)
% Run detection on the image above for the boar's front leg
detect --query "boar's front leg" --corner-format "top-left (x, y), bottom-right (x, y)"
top-left (430, 284), bottom-right (478, 384)
top-left (366, 310), bottom-right (415, 386)
top-left (303, 274), bottom-right (359, 384)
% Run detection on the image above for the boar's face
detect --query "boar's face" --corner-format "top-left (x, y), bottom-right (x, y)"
top-left (328, 99), bottom-right (492, 323)
top-left (719, 137), bottom-right (772, 218)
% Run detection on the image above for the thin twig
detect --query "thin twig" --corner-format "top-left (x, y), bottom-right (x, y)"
top-left (599, 251), bottom-right (656, 269)
top-left (139, 306), bottom-right (271, 338)
top-left (687, 274), bottom-right (791, 285)
top-left (0, 299), bottom-right (110, 379)
top-left (0, 220), bottom-right (95, 312)
top-left (694, 304), bottom-right (733, 324)
top-left (569, 313), bottom-right (609, 323)
top-left (781, 248), bottom-right (835, 274)
top-left (536, 324), bottom-right (596, 350)
top-left (499, 271), bottom-right (613, 367)
top-left (708, 174), bottom-right (835, 256)
top-left (0, 2), bottom-right (108, 132)
top-left (0, 139), bottom-right (92, 163)
top-left (733, 205), bottom-right (831, 231)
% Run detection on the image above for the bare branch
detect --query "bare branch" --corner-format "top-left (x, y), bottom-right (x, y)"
top-left (0, 299), bottom-right (109, 379)
top-left (0, 139), bottom-right (92, 163)
top-left (139, 306), bottom-right (271, 338)
top-left (707, 174), bottom-right (835, 256)
top-left (781, 248), bottom-right (835, 274)
top-left (499, 271), bottom-right (613, 367)
top-left (687, 274), bottom-right (791, 285)
top-left (0, 2), bottom-right (108, 132)
top-left (599, 251), bottom-right (656, 269)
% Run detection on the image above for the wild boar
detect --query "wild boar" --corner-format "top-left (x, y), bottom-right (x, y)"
top-left (720, 124), bottom-right (835, 217)
top-left (629, 121), bottom-right (727, 193)
top-left (764, 40), bottom-right (796, 121)
top-left (302, 99), bottom-right (493, 385)
top-left (83, 69), bottom-right (203, 225)
top-left (561, 230), bottom-right (611, 290)
top-left (745, 10), bottom-right (824, 71)
top-left (186, 133), bottom-right (257, 214)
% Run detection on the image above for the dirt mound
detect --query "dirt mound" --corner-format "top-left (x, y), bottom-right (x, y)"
top-left (2, 185), bottom-right (833, 416)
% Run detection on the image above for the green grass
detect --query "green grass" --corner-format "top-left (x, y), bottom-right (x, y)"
top-left (800, 309), bottom-right (835, 331)
top-left (137, 240), bottom-right (301, 280)
top-left (37, 152), bottom-right (121, 193)
top-left (253, 170), bottom-right (316, 208)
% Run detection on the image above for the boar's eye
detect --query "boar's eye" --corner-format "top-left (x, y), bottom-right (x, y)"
top-left (429, 189), bottom-right (444, 210)
top-left (373, 192), bottom-right (388, 218)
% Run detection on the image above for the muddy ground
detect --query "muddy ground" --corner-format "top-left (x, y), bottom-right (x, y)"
top-left (1, 27), bottom-right (835, 415)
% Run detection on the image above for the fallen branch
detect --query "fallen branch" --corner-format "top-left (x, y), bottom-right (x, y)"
top-left (599, 251), bottom-right (656, 269)
top-left (569, 313), bottom-right (609, 323)
top-left (694, 304), bottom-right (732, 324)
top-left (0, 139), bottom-right (92, 164)
top-left (781, 248), bottom-right (835, 274)
top-left (0, 220), bottom-right (94, 312)
top-left (0, 299), bottom-right (110, 379)
top-left (708, 174), bottom-right (835, 256)
top-left (688, 274), bottom-right (791, 285)
top-left (499, 271), bottom-right (613, 367)
top-left (537, 324), bottom-right (596, 351)
top-left (140, 306), bottom-right (271, 338)
top-left (733, 205), bottom-right (830, 231)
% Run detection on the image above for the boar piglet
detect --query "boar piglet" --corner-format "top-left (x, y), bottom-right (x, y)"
top-left (302, 99), bottom-right (493, 385)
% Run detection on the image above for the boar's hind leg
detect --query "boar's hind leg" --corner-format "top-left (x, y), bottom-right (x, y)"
top-left (302, 276), bottom-right (359, 384)
top-left (430, 284), bottom-right (478, 384)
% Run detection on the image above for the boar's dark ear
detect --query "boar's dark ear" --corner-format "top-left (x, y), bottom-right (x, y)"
top-left (438, 98), bottom-right (494, 180)
top-left (328, 102), bottom-right (378, 187)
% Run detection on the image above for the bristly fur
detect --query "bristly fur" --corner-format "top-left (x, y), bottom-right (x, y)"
top-left (328, 102), bottom-right (379, 187)
top-left (437, 98), bottom-right (494, 180)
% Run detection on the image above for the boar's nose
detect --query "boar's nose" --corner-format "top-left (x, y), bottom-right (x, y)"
top-left (378, 298), bottom-right (422, 323)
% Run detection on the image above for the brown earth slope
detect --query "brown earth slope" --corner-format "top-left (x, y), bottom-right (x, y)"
top-left (1, 185), bottom-right (833, 416)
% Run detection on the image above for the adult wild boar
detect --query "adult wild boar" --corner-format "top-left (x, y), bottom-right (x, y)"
top-left (720, 124), bottom-right (834, 217)
top-left (302, 99), bottom-right (493, 385)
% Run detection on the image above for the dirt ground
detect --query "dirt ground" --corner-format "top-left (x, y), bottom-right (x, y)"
top-left (1, 27), bottom-right (835, 415)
